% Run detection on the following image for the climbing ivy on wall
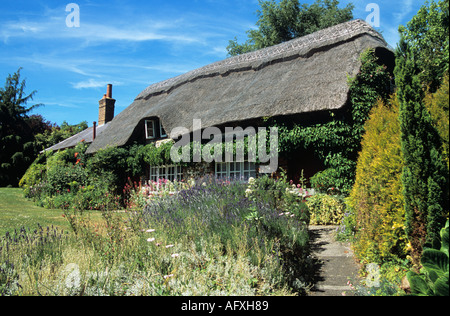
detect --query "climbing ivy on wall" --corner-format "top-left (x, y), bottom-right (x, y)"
top-left (271, 49), bottom-right (392, 194)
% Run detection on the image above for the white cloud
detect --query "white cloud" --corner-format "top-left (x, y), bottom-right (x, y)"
top-left (8, 55), bottom-right (97, 77)
top-left (72, 79), bottom-right (122, 89)
top-left (1, 14), bottom-right (204, 46)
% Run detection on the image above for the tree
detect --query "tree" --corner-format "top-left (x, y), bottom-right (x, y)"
top-left (34, 120), bottom-right (89, 151)
top-left (349, 96), bottom-right (407, 264)
top-left (399, 0), bottom-right (449, 93)
top-left (395, 35), bottom-right (449, 267)
top-left (0, 68), bottom-right (42, 187)
top-left (227, 0), bottom-right (354, 56)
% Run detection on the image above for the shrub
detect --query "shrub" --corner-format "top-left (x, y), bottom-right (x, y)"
top-left (19, 162), bottom-right (46, 197)
top-left (310, 162), bottom-right (354, 195)
top-left (349, 96), bottom-right (407, 264)
top-left (306, 194), bottom-right (346, 225)
top-left (245, 173), bottom-right (310, 224)
top-left (46, 164), bottom-right (88, 197)
top-left (407, 220), bottom-right (449, 296)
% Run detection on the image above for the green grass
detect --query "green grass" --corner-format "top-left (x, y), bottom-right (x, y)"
top-left (0, 187), bottom-right (71, 235)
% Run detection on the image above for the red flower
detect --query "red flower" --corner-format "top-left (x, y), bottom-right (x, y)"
top-left (74, 152), bottom-right (79, 158)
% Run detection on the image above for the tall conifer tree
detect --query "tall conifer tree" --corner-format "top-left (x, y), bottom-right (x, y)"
top-left (395, 37), bottom-right (449, 266)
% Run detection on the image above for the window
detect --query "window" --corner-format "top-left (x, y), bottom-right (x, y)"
top-left (149, 165), bottom-right (183, 182)
top-left (145, 120), bottom-right (156, 140)
top-left (145, 119), bottom-right (167, 140)
top-left (215, 162), bottom-right (256, 181)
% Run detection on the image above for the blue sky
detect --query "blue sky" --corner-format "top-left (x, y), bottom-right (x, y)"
top-left (1, 0), bottom-right (425, 126)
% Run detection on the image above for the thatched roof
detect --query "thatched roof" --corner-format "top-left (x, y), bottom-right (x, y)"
top-left (86, 19), bottom-right (393, 154)
top-left (45, 123), bottom-right (109, 152)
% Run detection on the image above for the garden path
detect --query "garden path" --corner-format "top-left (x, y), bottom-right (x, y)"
top-left (308, 226), bottom-right (361, 296)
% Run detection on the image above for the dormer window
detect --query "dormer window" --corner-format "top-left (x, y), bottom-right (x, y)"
top-left (145, 118), bottom-right (167, 140)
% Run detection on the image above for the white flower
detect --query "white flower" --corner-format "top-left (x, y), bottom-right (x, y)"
top-left (171, 253), bottom-right (180, 258)
top-left (63, 264), bottom-right (81, 295)
top-left (146, 229), bottom-right (156, 233)
top-left (165, 244), bottom-right (174, 248)
top-left (147, 238), bottom-right (155, 242)
top-left (164, 274), bottom-right (174, 279)
top-left (279, 213), bottom-right (285, 216)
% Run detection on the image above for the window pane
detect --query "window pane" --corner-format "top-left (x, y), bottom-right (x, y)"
top-left (146, 120), bottom-right (155, 139)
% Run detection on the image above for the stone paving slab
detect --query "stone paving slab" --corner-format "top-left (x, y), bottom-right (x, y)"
top-left (308, 226), bottom-right (361, 296)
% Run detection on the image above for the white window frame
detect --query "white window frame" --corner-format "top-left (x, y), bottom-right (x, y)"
top-left (215, 161), bottom-right (256, 181)
top-left (145, 120), bottom-right (156, 140)
top-left (149, 165), bottom-right (183, 183)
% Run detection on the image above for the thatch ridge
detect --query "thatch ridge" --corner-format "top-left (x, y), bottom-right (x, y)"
top-left (137, 19), bottom-right (385, 100)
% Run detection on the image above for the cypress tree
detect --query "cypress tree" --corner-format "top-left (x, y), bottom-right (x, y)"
top-left (395, 37), bottom-right (449, 266)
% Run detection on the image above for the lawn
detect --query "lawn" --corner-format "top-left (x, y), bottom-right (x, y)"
top-left (0, 187), bottom-right (100, 236)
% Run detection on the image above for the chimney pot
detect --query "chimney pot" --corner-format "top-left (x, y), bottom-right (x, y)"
top-left (107, 84), bottom-right (112, 99)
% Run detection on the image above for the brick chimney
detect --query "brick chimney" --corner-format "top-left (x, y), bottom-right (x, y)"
top-left (98, 84), bottom-right (116, 126)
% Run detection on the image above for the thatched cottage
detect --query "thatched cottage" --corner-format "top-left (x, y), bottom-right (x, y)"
top-left (51, 19), bottom-right (394, 183)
